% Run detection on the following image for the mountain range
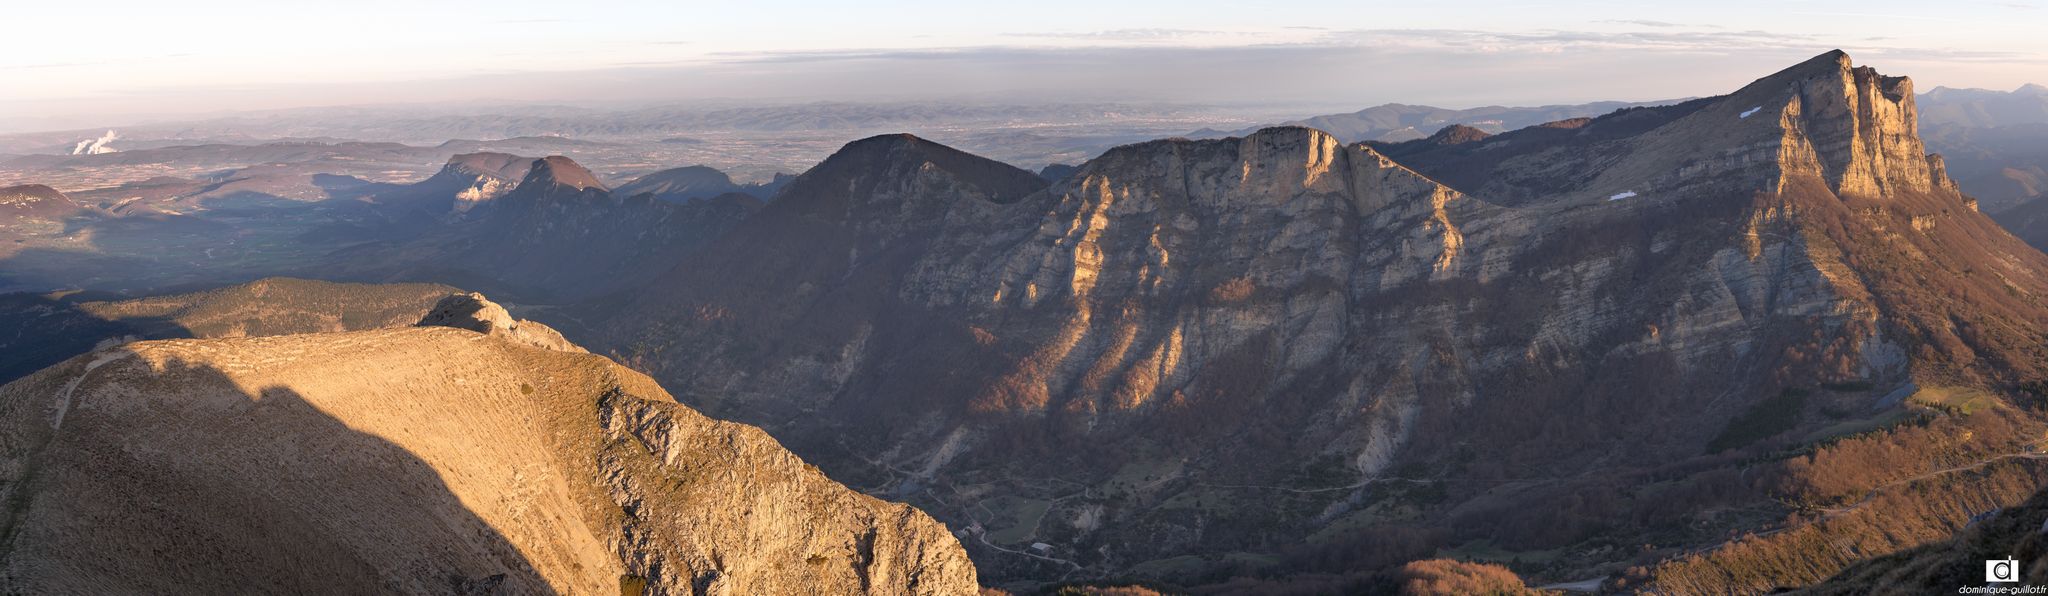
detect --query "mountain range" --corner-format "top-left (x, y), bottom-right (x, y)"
top-left (5, 50), bottom-right (2048, 594)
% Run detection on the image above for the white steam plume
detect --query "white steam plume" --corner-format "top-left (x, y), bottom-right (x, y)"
top-left (70, 130), bottom-right (119, 155)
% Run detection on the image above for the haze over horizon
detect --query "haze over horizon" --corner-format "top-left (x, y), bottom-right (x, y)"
top-left (14, 1), bottom-right (2048, 592)
top-left (5, 0), bottom-right (2045, 132)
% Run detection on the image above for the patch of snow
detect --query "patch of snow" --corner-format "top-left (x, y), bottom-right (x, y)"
top-left (1608, 191), bottom-right (1637, 201)
top-left (1739, 106), bottom-right (1763, 119)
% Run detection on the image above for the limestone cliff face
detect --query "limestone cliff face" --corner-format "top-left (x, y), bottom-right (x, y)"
top-left (1776, 51), bottom-right (1939, 197)
top-left (0, 304), bottom-right (977, 594)
top-left (595, 124), bottom-right (1871, 581)
top-left (903, 127), bottom-right (1476, 419)
top-left (591, 52), bottom-right (2048, 588)
top-left (1585, 50), bottom-right (1959, 202)
top-left (440, 153), bottom-right (534, 218)
top-left (364, 153), bottom-right (532, 221)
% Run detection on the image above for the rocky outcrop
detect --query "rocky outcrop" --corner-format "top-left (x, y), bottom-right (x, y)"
top-left (357, 153), bottom-right (532, 221)
top-left (526, 155), bottom-right (607, 193)
top-left (439, 152), bottom-right (533, 217)
top-left (1766, 50), bottom-right (1941, 196)
top-left (418, 292), bottom-right (584, 353)
top-left (0, 308), bottom-right (977, 594)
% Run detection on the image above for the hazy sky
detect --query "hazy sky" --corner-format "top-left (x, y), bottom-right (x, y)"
top-left (4, 0), bottom-right (2045, 130)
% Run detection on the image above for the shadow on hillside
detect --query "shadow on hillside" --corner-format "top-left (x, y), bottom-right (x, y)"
top-left (4, 353), bottom-right (553, 593)
top-left (0, 292), bottom-right (190, 385)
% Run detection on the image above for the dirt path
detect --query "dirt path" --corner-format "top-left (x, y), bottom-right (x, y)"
top-left (50, 350), bottom-right (132, 431)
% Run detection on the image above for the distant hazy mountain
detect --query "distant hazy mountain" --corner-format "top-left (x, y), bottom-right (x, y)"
top-left (612, 165), bottom-right (791, 203)
top-left (0, 102), bottom-right (1254, 150)
top-left (1920, 83), bottom-right (2048, 128)
top-left (326, 154), bottom-right (760, 302)
top-left (1208, 99), bottom-right (1683, 144)
top-left (1918, 84), bottom-right (2048, 240)
top-left (1925, 122), bottom-right (2048, 210)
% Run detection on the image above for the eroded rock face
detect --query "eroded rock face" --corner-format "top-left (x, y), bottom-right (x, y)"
top-left (0, 318), bottom-right (977, 594)
top-left (1780, 51), bottom-right (1937, 197)
top-left (588, 52), bottom-right (2048, 588)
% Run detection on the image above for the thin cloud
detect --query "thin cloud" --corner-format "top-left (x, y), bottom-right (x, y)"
top-left (711, 28), bottom-right (1826, 66)
top-left (1786, 11), bottom-right (1988, 24)
top-left (1855, 47), bottom-right (2046, 63)
top-left (1002, 28), bottom-right (1220, 41)
top-left (1318, 28), bottom-right (1823, 54)
top-left (1598, 19), bottom-right (1689, 28)
top-left (2, 62), bottom-right (97, 70)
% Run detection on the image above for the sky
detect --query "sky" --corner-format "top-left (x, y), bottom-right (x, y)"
top-left (3, 0), bottom-right (2045, 130)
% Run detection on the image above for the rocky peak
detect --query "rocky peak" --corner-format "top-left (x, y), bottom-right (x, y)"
top-left (417, 153), bottom-right (532, 217)
top-left (1577, 50), bottom-right (1956, 203)
top-left (416, 292), bottom-right (585, 353)
top-left (1740, 49), bottom-right (1948, 196)
top-left (523, 155), bottom-right (606, 193)
top-left (774, 133), bottom-right (1047, 222)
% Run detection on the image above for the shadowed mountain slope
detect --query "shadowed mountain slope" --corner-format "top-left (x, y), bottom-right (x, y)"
top-left (327, 154), bottom-right (759, 302)
top-left (0, 277), bottom-right (460, 385)
top-left (612, 164), bottom-right (790, 204)
top-left (0, 293), bottom-right (978, 594)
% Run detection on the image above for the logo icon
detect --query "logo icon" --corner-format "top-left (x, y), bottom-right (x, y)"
top-left (1988, 558), bottom-right (2021, 582)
